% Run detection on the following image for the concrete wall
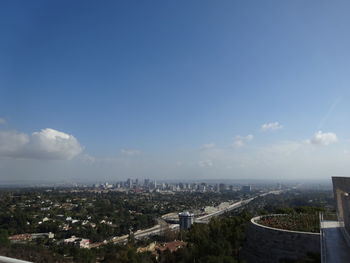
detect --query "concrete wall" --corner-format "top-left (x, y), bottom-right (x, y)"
top-left (243, 215), bottom-right (320, 263)
top-left (332, 177), bottom-right (350, 234)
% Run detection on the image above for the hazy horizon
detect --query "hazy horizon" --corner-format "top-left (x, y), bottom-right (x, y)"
top-left (0, 177), bottom-right (333, 188)
top-left (1, 1), bottom-right (350, 183)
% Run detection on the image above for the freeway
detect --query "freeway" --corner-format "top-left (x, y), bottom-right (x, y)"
top-left (112, 190), bottom-right (283, 244)
top-left (195, 199), bottom-right (251, 223)
top-left (194, 190), bottom-right (282, 223)
top-left (112, 223), bottom-right (180, 244)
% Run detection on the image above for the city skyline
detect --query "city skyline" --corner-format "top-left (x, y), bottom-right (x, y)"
top-left (2, 1), bottom-right (350, 182)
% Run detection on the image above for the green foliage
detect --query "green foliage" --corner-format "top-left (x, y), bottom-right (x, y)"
top-left (258, 214), bottom-right (320, 233)
top-left (0, 188), bottom-right (333, 262)
top-left (73, 248), bottom-right (95, 263)
top-left (100, 244), bottom-right (154, 263)
top-left (160, 214), bottom-right (252, 263)
top-left (0, 229), bottom-right (10, 246)
top-left (0, 243), bottom-right (66, 263)
top-left (246, 189), bottom-right (334, 216)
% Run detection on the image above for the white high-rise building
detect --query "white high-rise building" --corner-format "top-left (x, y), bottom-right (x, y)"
top-left (179, 211), bottom-right (194, 230)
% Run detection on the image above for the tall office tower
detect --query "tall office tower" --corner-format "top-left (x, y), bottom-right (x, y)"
top-left (219, 183), bottom-right (226, 192)
top-left (144, 179), bottom-right (150, 187)
top-left (241, 185), bottom-right (251, 193)
top-left (126, 178), bottom-right (132, 188)
top-left (178, 211), bottom-right (194, 230)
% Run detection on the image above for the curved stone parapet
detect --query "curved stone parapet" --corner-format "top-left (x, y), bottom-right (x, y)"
top-left (242, 215), bottom-right (320, 263)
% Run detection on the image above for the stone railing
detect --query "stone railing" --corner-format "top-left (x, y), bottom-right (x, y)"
top-left (242, 215), bottom-right (320, 263)
top-left (0, 256), bottom-right (32, 263)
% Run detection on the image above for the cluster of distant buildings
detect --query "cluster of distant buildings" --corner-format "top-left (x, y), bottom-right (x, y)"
top-left (64, 236), bottom-right (91, 248)
top-left (11, 234), bottom-right (93, 249)
top-left (93, 178), bottom-right (253, 193)
top-left (137, 240), bottom-right (187, 258)
top-left (9, 232), bottom-right (55, 243)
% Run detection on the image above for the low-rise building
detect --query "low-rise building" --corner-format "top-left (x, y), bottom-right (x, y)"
top-left (64, 236), bottom-right (90, 248)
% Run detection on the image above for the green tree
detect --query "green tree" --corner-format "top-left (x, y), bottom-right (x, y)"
top-left (0, 229), bottom-right (10, 247)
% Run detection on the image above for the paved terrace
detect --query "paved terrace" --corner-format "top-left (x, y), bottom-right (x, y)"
top-left (321, 220), bottom-right (350, 263)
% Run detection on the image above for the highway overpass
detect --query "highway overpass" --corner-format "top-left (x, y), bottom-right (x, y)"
top-left (112, 190), bottom-right (283, 243)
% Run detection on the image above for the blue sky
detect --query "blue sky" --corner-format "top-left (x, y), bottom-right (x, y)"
top-left (1, 0), bottom-right (350, 182)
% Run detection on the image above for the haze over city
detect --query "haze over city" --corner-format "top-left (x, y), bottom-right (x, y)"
top-left (2, 0), bottom-right (350, 183)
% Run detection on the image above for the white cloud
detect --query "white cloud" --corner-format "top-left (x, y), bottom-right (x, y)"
top-left (0, 128), bottom-right (83, 160)
top-left (308, 131), bottom-right (338, 146)
top-left (0, 131), bottom-right (29, 155)
top-left (261, 122), bottom-right (283, 132)
top-left (200, 143), bottom-right (216, 150)
top-left (233, 134), bottom-right (253, 147)
top-left (121, 149), bottom-right (141, 156)
top-left (0, 118), bottom-right (6, 125)
top-left (198, 160), bottom-right (213, 168)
